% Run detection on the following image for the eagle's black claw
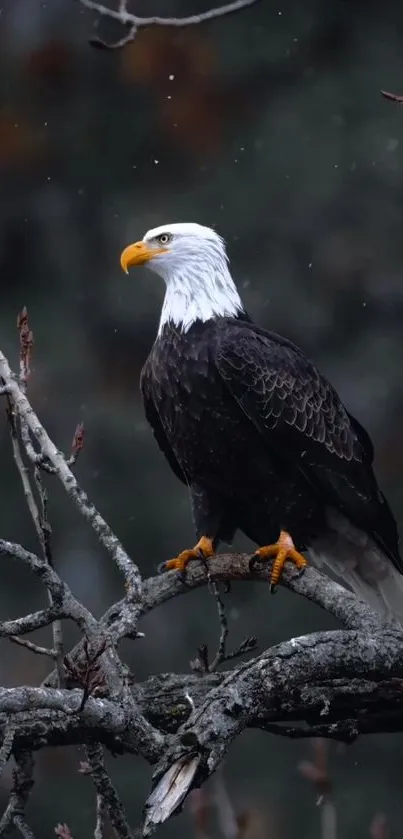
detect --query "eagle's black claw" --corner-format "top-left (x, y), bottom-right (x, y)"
top-left (269, 583), bottom-right (278, 595)
top-left (157, 561), bottom-right (169, 575)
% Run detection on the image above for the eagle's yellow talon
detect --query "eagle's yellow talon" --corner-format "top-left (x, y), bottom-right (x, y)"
top-left (163, 536), bottom-right (215, 574)
top-left (254, 530), bottom-right (307, 589)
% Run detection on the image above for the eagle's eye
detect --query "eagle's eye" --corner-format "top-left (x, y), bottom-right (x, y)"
top-left (156, 233), bottom-right (172, 246)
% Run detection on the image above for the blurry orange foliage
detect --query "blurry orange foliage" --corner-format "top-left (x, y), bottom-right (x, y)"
top-left (120, 29), bottom-right (225, 155)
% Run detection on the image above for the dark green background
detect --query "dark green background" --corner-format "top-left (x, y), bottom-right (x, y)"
top-left (1, 0), bottom-right (403, 835)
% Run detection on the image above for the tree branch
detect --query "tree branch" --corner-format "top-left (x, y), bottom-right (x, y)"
top-left (0, 335), bottom-right (402, 836)
top-left (85, 744), bottom-right (135, 839)
top-left (79, 0), bottom-right (260, 50)
top-left (0, 352), bottom-right (142, 611)
top-left (80, 0), bottom-right (260, 28)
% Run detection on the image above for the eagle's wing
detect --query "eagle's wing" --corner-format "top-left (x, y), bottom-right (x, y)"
top-left (213, 319), bottom-right (401, 569)
top-left (140, 358), bottom-right (187, 485)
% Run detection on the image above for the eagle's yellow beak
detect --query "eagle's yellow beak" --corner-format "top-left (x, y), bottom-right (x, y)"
top-left (120, 241), bottom-right (168, 274)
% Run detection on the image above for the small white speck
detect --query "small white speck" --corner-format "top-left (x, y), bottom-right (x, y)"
top-left (166, 95), bottom-right (172, 100)
top-left (169, 74), bottom-right (175, 81)
top-left (14, 123), bottom-right (19, 128)
top-left (132, 164), bottom-right (137, 169)
top-left (47, 176), bottom-right (51, 181)
top-left (240, 146), bottom-right (245, 152)
top-left (173, 123), bottom-right (177, 128)
top-left (308, 262), bottom-right (312, 269)
top-left (277, 9), bottom-right (282, 14)
top-left (363, 301), bottom-right (367, 307)
top-left (153, 159), bottom-right (159, 164)
top-left (333, 163), bottom-right (338, 169)
top-left (234, 158), bottom-right (238, 163)
top-left (44, 122), bottom-right (48, 127)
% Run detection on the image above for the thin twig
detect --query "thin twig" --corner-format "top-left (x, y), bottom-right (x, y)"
top-left (381, 89), bottom-right (403, 103)
top-left (191, 582), bottom-right (257, 674)
top-left (0, 751), bottom-right (35, 838)
top-left (94, 794), bottom-right (106, 839)
top-left (0, 538), bottom-right (99, 636)
top-left (12, 815), bottom-right (36, 839)
top-left (4, 332), bottom-right (65, 685)
top-left (0, 351), bottom-right (142, 608)
top-left (209, 583), bottom-right (228, 670)
top-left (17, 308), bottom-right (33, 387)
top-left (81, 0), bottom-right (260, 48)
top-left (81, 0), bottom-right (260, 26)
top-left (9, 636), bottom-right (56, 658)
top-left (85, 744), bottom-right (134, 839)
top-left (0, 603), bottom-right (65, 638)
top-left (0, 727), bottom-right (16, 777)
top-left (33, 465), bottom-right (65, 685)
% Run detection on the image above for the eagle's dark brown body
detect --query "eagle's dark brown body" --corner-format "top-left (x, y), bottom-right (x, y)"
top-left (140, 315), bottom-right (402, 570)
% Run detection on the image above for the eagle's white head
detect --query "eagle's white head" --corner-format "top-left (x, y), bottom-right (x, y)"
top-left (120, 222), bottom-right (244, 335)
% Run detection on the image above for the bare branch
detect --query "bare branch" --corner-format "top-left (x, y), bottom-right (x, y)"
top-left (94, 793), bottom-right (106, 839)
top-left (80, 0), bottom-right (260, 30)
top-left (4, 332), bottom-right (65, 684)
top-left (0, 330), bottom-right (401, 836)
top-left (33, 464), bottom-right (65, 684)
top-left (17, 307), bottom-right (33, 386)
top-left (0, 751), bottom-right (35, 838)
top-left (0, 351), bottom-right (142, 612)
top-left (381, 89), bottom-right (403, 103)
top-left (0, 727), bottom-right (16, 777)
top-left (85, 744), bottom-right (134, 839)
top-left (9, 636), bottom-right (56, 658)
top-left (143, 622), bottom-right (403, 832)
top-left (209, 583), bottom-right (229, 671)
top-left (0, 538), bottom-right (98, 636)
top-left (0, 603), bottom-right (65, 638)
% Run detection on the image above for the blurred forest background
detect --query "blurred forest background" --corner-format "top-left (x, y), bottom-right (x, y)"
top-left (1, 0), bottom-right (403, 836)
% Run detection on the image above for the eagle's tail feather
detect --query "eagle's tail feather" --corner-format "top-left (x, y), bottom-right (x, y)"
top-left (308, 508), bottom-right (403, 624)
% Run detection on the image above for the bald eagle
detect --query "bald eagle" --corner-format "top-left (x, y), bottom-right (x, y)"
top-left (120, 222), bottom-right (403, 620)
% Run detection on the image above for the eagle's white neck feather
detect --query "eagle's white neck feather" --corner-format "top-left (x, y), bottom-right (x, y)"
top-left (155, 236), bottom-right (244, 335)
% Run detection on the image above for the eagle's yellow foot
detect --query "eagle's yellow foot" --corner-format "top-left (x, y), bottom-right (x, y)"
top-left (160, 536), bottom-right (215, 576)
top-left (250, 530), bottom-right (307, 592)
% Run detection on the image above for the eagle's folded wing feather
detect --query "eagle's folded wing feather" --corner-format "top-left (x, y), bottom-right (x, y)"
top-left (214, 321), bottom-right (401, 569)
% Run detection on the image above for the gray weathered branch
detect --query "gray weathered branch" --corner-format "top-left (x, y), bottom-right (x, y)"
top-left (0, 342), bottom-right (402, 837)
